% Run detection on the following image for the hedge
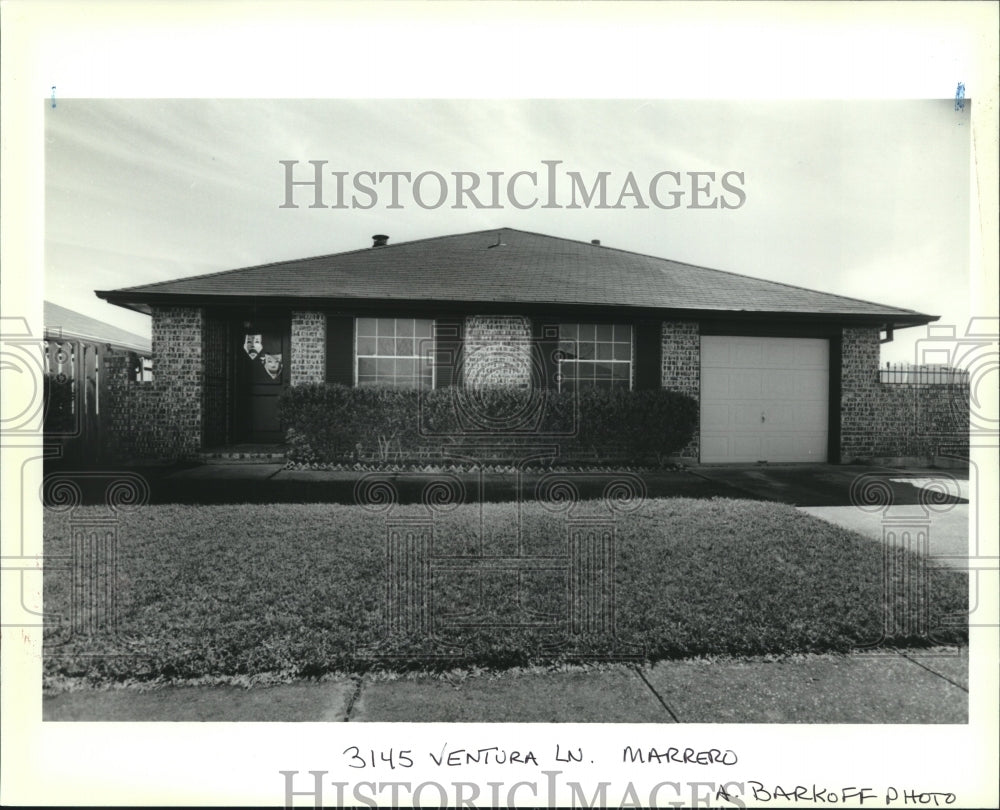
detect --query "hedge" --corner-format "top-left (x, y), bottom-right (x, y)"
top-left (279, 383), bottom-right (697, 465)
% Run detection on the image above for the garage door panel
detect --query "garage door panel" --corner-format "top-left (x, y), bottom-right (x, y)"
top-left (731, 436), bottom-right (763, 460)
top-left (793, 342), bottom-right (829, 367)
top-left (701, 341), bottom-right (733, 367)
top-left (764, 436), bottom-right (825, 462)
top-left (701, 435), bottom-right (731, 460)
top-left (701, 370), bottom-right (730, 399)
top-left (792, 402), bottom-right (828, 427)
top-left (763, 369), bottom-right (799, 398)
top-left (701, 402), bottom-right (730, 430)
top-left (700, 336), bottom-right (829, 463)
top-left (733, 343), bottom-right (764, 366)
top-left (730, 372), bottom-right (763, 398)
top-left (764, 342), bottom-right (797, 367)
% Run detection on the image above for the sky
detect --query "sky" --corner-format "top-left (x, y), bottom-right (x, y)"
top-left (45, 98), bottom-right (972, 365)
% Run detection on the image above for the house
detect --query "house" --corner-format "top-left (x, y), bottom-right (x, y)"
top-left (96, 227), bottom-right (956, 464)
top-left (45, 300), bottom-right (152, 356)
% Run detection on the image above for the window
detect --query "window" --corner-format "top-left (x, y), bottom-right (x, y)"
top-left (355, 317), bottom-right (434, 388)
top-left (557, 323), bottom-right (632, 391)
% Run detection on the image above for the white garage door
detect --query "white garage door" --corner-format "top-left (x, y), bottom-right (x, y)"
top-left (700, 336), bottom-right (829, 463)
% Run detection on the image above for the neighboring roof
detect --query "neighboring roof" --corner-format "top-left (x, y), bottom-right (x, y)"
top-left (44, 301), bottom-right (151, 353)
top-left (96, 227), bottom-right (936, 328)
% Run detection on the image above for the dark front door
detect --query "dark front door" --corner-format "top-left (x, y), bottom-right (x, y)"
top-left (236, 318), bottom-right (289, 443)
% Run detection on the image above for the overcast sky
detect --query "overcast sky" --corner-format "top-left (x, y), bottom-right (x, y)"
top-left (45, 98), bottom-right (970, 364)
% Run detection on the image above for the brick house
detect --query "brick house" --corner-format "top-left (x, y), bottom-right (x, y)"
top-left (96, 227), bottom-right (962, 463)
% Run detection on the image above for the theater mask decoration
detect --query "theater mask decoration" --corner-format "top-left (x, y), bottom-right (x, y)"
top-left (262, 353), bottom-right (283, 381)
top-left (244, 333), bottom-right (263, 360)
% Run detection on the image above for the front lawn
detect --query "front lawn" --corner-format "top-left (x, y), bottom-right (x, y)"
top-left (43, 498), bottom-right (967, 683)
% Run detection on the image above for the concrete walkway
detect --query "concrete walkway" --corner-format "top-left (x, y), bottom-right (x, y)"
top-left (43, 647), bottom-right (967, 723)
top-left (798, 477), bottom-right (970, 570)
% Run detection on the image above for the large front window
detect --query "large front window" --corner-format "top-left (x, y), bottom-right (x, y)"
top-left (355, 317), bottom-right (434, 388)
top-left (557, 323), bottom-right (633, 391)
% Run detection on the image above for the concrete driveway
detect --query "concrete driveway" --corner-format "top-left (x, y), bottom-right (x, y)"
top-left (691, 465), bottom-right (971, 570)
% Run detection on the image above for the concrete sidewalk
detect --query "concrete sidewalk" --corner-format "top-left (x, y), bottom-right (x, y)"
top-left (43, 647), bottom-right (967, 723)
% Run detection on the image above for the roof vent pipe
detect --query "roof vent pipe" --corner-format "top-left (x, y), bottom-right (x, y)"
top-left (591, 239), bottom-right (601, 245)
top-left (372, 234), bottom-right (389, 248)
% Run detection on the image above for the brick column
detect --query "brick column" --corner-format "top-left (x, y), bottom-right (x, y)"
top-left (290, 311), bottom-right (326, 385)
top-left (660, 320), bottom-right (700, 460)
top-left (463, 315), bottom-right (532, 389)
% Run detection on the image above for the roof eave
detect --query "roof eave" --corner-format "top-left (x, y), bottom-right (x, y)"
top-left (95, 290), bottom-right (937, 330)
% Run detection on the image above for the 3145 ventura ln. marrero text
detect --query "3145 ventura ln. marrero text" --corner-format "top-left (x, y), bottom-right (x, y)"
top-left (279, 160), bottom-right (747, 211)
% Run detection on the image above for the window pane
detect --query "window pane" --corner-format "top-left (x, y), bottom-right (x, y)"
top-left (595, 363), bottom-right (612, 379)
top-left (356, 317), bottom-right (436, 389)
top-left (578, 342), bottom-right (595, 360)
top-left (613, 324), bottom-right (631, 342)
top-left (595, 324), bottom-right (613, 341)
top-left (612, 363), bottom-right (629, 380)
top-left (613, 342), bottom-right (631, 361)
top-left (559, 323), bottom-right (577, 339)
top-left (596, 342), bottom-right (613, 360)
top-left (578, 323), bottom-right (595, 341)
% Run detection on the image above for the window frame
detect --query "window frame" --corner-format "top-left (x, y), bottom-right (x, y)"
top-left (353, 316), bottom-right (437, 389)
top-left (556, 322), bottom-right (634, 392)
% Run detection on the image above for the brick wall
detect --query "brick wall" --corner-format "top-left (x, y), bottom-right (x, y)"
top-left (291, 311), bottom-right (326, 385)
top-left (203, 315), bottom-right (231, 447)
top-left (660, 320), bottom-right (701, 460)
top-left (463, 315), bottom-right (532, 389)
top-left (840, 327), bottom-right (969, 462)
top-left (105, 306), bottom-right (204, 459)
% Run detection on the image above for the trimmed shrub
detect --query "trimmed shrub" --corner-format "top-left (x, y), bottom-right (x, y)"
top-left (43, 374), bottom-right (76, 434)
top-left (279, 383), bottom-right (697, 465)
top-left (576, 387), bottom-right (698, 464)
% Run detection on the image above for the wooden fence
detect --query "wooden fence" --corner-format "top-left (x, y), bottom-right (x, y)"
top-left (43, 339), bottom-right (151, 463)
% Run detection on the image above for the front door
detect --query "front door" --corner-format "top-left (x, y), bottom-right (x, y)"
top-left (236, 318), bottom-right (289, 443)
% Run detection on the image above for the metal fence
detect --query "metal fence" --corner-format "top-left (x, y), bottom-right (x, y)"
top-left (878, 363), bottom-right (969, 386)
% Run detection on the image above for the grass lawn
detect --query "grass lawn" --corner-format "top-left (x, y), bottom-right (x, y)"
top-left (43, 498), bottom-right (968, 684)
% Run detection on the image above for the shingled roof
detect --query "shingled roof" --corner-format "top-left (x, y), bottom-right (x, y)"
top-left (97, 227), bottom-right (935, 328)
top-left (45, 301), bottom-right (151, 353)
